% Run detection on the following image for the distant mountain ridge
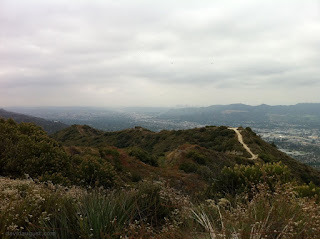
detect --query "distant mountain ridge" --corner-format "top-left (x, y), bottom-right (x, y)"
top-left (158, 103), bottom-right (320, 128)
top-left (161, 103), bottom-right (320, 115)
top-left (0, 109), bottom-right (68, 134)
top-left (5, 103), bottom-right (320, 131)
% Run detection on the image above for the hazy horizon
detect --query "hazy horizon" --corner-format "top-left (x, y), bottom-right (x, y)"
top-left (3, 102), bottom-right (320, 110)
top-left (1, 0), bottom-right (319, 107)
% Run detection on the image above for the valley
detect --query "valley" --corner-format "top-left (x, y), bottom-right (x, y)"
top-left (5, 103), bottom-right (320, 168)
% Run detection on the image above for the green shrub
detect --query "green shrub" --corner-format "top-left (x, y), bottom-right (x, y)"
top-left (77, 155), bottom-right (116, 188)
top-left (131, 172), bottom-right (142, 182)
top-left (295, 182), bottom-right (320, 202)
top-left (186, 151), bottom-right (206, 165)
top-left (128, 147), bottom-right (158, 167)
top-left (196, 165), bottom-right (214, 180)
top-left (99, 147), bottom-right (120, 159)
top-left (199, 128), bottom-right (206, 132)
top-left (99, 147), bottom-right (122, 171)
top-left (210, 162), bottom-right (292, 197)
top-left (260, 153), bottom-right (277, 163)
top-left (0, 119), bottom-right (117, 188)
top-left (0, 119), bottom-right (72, 185)
top-left (179, 162), bottom-right (198, 173)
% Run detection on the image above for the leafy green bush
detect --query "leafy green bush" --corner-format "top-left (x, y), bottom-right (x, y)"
top-left (210, 162), bottom-right (292, 197)
top-left (131, 172), bottom-right (142, 182)
top-left (0, 119), bottom-right (72, 184)
top-left (0, 119), bottom-right (116, 188)
top-left (179, 162), bottom-right (198, 173)
top-left (260, 153), bottom-right (277, 163)
top-left (99, 147), bottom-right (122, 171)
top-left (99, 147), bottom-right (120, 159)
top-left (186, 151), bottom-right (206, 165)
top-left (196, 165), bottom-right (214, 180)
top-left (295, 182), bottom-right (320, 202)
top-left (128, 147), bottom-right (158, 166)
top-left (77, 155), bottom-right (116, 188)
top-left (133, 182), bottom-right (175, 227)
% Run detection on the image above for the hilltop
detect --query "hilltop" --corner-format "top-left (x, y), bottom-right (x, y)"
top-left (52, 124), bottom-right (320, 186)
top-left (6, 104), bottom-right (320, 167)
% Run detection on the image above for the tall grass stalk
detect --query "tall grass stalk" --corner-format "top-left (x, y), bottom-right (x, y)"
top-left (77, 190), bottom-right (137, 238)
top-left (192, 208), bottom-right (217, 239)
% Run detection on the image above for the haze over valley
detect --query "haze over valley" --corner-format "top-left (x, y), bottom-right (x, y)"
top-left (3, 103), bottom-right (320, 168)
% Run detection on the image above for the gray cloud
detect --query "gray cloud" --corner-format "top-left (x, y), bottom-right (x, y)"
top-left (0, 0), bottom-right (319, 107)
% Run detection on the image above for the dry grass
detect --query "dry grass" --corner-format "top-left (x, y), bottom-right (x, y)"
top-left (1, 176), bottom-right (320, 239)
top-left (0, 177), bottom-right (191, 238)
top-left (192, 183), bottom-right (320, 239)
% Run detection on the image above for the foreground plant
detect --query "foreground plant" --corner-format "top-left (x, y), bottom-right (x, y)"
top-left (0, 178), bottom-right (190, 238)
top-left (192, 183), bottom-right (320, 239)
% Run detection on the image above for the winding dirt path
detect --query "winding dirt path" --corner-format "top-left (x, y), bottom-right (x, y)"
top-left (229, 127), bottom-right (258, 160)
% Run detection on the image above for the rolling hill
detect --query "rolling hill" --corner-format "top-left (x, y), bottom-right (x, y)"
top-left (0, 109), bottom-right (68, 134)
top-left (2, 118), bottom-right (320, 238)
top-left (52, 124), bottom-right (320, 186)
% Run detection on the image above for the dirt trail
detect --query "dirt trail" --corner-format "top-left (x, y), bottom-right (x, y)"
top-left (229, 127), bottom-right (258, 160)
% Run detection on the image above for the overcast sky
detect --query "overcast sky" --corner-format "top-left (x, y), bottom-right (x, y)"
top-left (1, 0), bottom-right (319, 107)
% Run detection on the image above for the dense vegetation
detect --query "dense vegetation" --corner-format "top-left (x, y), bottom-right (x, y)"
top-left (1, 119), bottom-right (320, 238)
top-left (53, 125), bottom-right (247, 155)
top-left (0, 119), bottom-right (116, 188)
top-left (53, 124), bottom-right (320, 185)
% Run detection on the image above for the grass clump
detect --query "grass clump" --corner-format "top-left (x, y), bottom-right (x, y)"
top-left (192, 183), bottom-right (320, 239)
top-left (0, 178), bottom-right (190, 238)
top-left (0, 177), bottom-right (81, 238)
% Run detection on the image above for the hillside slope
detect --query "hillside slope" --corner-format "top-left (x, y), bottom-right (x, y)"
top-left (2, 119), bottom-right (320, 238)
top-left (52, 124), bottom-right (320, 186)
top-left (0, 109), bottom-right (68, 134)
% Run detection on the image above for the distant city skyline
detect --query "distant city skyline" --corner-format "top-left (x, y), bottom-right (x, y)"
top-left (1, 0), bottom-right (319, 107)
